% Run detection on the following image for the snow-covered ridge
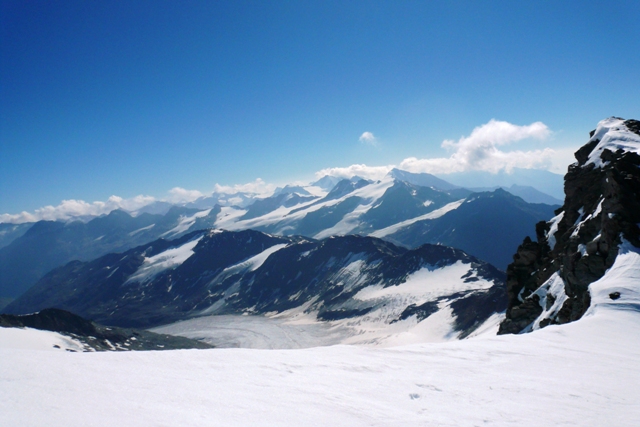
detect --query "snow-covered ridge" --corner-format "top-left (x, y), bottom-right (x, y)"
top-left (370, 199), bottom-right (464, 238)
top-left (585, 117), bottom-right (640, 168)
top-left (158, 255), bottom-right (503, 348)
top-left (213, 177), bottom-right (396, 235)
top-left (125, 235), bottom-right (204, 284)
top-left (162, 209), bottom-right (212, 238)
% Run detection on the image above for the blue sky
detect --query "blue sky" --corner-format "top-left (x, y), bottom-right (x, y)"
top-left (1, 1), bottom-right (639, 218)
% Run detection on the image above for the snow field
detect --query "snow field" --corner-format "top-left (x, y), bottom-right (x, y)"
top-left (2, 304), bottom-right (639, 426)
top-left (2, 239), bottom-right (640, 426)
top-left (0, 327), bottom-right (85, 352)
top-left (152, 314), bottom-right (348, 349)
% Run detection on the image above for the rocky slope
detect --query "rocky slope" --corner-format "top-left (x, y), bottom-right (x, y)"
top-left (5, 229), bottom-right (506, 342)
top-left (499, 117), bottom-right (640, 334)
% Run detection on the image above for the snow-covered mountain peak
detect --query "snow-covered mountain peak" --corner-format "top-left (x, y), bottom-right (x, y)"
top-left (578, 117), bottom-right (640, 168)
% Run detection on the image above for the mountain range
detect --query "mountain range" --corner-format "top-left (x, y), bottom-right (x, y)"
top-left (4, 117), bottom-right (637, 338)
top-left (4, 229), bottom-right (506, 345)
top-left (5, 118), bottom-right (639, 346)
top-left (0, 170), bottom-right (558, 306)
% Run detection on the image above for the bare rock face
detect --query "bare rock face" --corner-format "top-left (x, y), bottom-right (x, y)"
top-left (499, 118), bottom-right (640, 334)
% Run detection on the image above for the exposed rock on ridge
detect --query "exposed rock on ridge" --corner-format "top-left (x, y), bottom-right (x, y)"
top-left (499, 117), bottom-right (640, 334)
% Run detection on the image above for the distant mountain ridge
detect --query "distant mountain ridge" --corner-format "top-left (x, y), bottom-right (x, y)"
top-left (463, 184), bottom-right (563, 205)
top-left (380, 189), bottom-right (558, 269)
top-left (0, 222), bottom-right (32, 250)
top-left (388, 168), bottom-right (460, 191)
top-left (0, 206), bottom-right (221, 300)
top-left (1, 168), bottom-right (562, 228)
top-left (435, 168), bottom-right (565, 200)
top-left (0, 172), bottom-right (559, 302)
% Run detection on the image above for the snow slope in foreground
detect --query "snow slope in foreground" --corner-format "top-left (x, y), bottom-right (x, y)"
top-left (1, 243), bottom-right (639, 426)
top-left (1, 307), bottom-right (638, 425)
top-left (0, 327), bottom-right (84, 352)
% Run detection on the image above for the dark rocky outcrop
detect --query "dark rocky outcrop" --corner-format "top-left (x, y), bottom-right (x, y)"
top-left (499, 118), bottom-right (640, 334)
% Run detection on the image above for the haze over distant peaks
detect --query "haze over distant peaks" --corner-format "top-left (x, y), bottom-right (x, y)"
top-left (435, 168), bottom-right (564, 200)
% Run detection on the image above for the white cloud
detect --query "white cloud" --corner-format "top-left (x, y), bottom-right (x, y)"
top-left (400, 119), bottom-right (553, 174)
top-left (0, 179), bottom-right (279, 225)
top-left (214, 178), bottom-right (276, 195)
top-left (316, 120), bottom-right (560, 181)
top-left (166, 187), bottom-right (204, 203)
top-left (359, 131), bottom-right (377, 146)
top-left (0, 195), bottom-right (156, 224)
top-left (547, 146), bottom-right (580, 174)
top-left (314, 164), bottom-right (394, 181)
top-left (108, 195), bottom-right (156, 211)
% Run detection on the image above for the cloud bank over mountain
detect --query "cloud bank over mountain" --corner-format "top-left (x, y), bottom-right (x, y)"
top-left (166, 187), bottom-right (204, 203)
top-left (318, 120), bottom-right (560, 180)
top-left (400, 119), bottom-right (553, 174)
top-left (314, 164), bottom-right (394, 181)
top-left (213, 178), bottom-right (276, 195)
top-left (0, 195), bottom-right (155, 224)
top-left (0, 181), bottom-right (279, 224)
top-left (0, 120), bottom-right (574, 224)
